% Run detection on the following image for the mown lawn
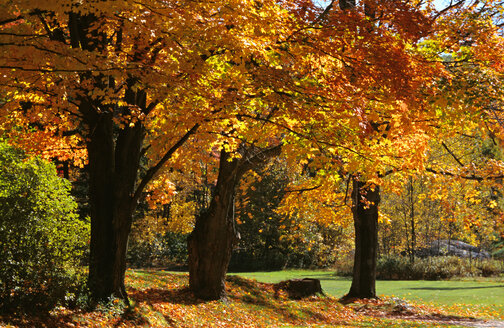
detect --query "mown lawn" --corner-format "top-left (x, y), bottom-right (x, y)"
top-left (1, 269), bottom-right (502, 327)
top-left (235, 270), bottom-right (504, 319)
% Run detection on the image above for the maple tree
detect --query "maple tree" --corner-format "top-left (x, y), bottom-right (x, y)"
top-left (187, 144), bottom-right (281, 300)
top-left (0, 0), bottom-right (296, 302)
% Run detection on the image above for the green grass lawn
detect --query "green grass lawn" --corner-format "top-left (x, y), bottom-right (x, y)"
top-left (232, 270), bottom-right (504, 318)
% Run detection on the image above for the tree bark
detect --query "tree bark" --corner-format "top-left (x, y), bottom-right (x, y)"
top-left (345, 179), bottom-right (380, 299)
top-left (188, 149), bottom-right (241, 300)
top-left (85, 99), bottom-right (145, 302)
top-left (188, 144), bottom-right (281, 300)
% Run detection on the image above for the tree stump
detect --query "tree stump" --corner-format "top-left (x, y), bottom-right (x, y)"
top-left (274, 278), bottom-right (324, 299)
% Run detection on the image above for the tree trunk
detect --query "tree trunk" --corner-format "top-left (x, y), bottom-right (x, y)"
top-left (188, 149), bottom-right (241, 300)
top-left (84, 99), bottom-right (145, 302)
top-left (345, 179), bottom-right (380, 299)
top-left (409, 176), bottom-right (416, 263)
top-left (188, 145), bottom-right (281, 300)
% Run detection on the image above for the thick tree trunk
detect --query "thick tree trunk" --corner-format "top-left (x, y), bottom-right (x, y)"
top-left (188, 149), bottom-right (241, 300)
top-left (86, 110), bottom-right (117, 301)
top-left (188, 145), bottom-right (281, 300)
top-left (84, 101), bottom-right (145, 302)
top-left (346, 179), bottom-right (380, 299)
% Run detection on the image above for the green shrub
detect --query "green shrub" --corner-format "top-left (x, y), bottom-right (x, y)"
top-left (373, 255), bottom-right (503, 280)
top-left (0, 141), bottom-right (89, 313)
top-left (419, 256), bottom-right (461, 280)
top-left (478, 259), bottom-right (504, 277)
top-left (376, 256), bottom-right (412, 280)
top-left (332, 256), bottom-right (354, 277)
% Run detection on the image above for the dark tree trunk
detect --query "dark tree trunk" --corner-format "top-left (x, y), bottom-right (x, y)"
top-left (188, 145), bottom-right (281, 300)
top-left (346, 179), bottom-right (380, 299)
top-left (85, 100), bottom-right (145, 302)
top-left (188, 149), bottom-right (241, 300)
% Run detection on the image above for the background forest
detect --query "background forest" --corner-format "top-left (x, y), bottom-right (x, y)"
top-left (126, 137), bottom-right (504, 275)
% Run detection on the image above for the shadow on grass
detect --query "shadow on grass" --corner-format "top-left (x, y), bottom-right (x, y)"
top-left (129, 275), bottom-right (338, 325)
top-left (128, 286), bottom-right (205, 306)
top-left (0, 272), bottom-right (347, 328)
top-left (226, 275), bottom-right (336, 325)
top-left (296, 273), bottom-right (349, 281)
top-left (112, 306), bottom-right (151, 328)
top-left (408, 285), bottom-right (504, 291)
top-left (114, 287), bottom-right (203, 327)
top-left (2, 303), bottom-right (154, 328)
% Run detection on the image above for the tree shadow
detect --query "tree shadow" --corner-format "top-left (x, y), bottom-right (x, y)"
top-left (225, 275), bottom-right (335, 324)
top-left (117, 287), bottom-right (204, 326)
top-left (296, 272), bottom-right (349, 281)
top-left (128, 286), bottom-right (205, 306)
top-left (226, 275), bottom-right (275, 306)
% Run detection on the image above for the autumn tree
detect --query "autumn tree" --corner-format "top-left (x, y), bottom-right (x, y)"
top-left (186, 144), bottom-right (281, 300)
top-left (0, 0), bottom-right (299, 302)
top-left (272, 0), bottom-right (504, 299)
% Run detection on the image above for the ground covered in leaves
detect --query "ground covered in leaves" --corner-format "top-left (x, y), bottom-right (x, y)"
top-left (1, 270), bottom-right (503, 327)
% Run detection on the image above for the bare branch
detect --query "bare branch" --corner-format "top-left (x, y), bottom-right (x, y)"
top-left (314, 0), bottom-right (336, 23)
top-left (434, 0), bottom-right (466, 19)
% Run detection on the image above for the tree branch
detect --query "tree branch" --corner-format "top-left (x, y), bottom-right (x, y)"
top-left (441, 141), bottom-right (464, 167)
top-left (237, 143), bottom-right (282, 176)
top-left (0, 16), bottom-right (24, 26)
top-left (425, 167), bottom-right (504, 181)
top-left (433, 0), bottom-right (466, 19)
top-left (313, 0), bottom-right (336, 23)
top-left (284, 184), bottom-right (322, 194)
top-left (132, 123), bottom-right (199, 204)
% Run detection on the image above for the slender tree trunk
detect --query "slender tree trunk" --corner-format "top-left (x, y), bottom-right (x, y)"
top-left (345, 179), bottom-right (380, 299)
top-left (409, 177), bottom-right (416, 263)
